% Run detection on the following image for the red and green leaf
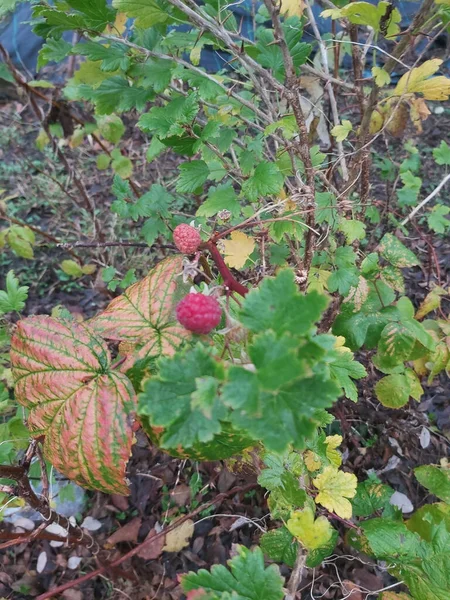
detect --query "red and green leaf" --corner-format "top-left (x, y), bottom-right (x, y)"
top-left (91, 255), bottom-right (191, 368)
top-left (11, 316), bottom-right (136, 495)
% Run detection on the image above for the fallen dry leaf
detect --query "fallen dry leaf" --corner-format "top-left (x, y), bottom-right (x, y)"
top-left (137, 528), bottom-right (165, 560)
top-left (105, 517), bottom-right (142, 548)
top-left (170, 484), bottom-right (191, 507)
top-left (163, 519), bottom-right (195, 553)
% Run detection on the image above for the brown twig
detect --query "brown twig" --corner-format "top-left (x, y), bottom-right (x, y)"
top-left (36, 482), bottom-right (258, 600)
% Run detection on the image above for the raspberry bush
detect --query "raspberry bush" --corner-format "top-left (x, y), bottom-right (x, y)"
top-left (0, 0), bottom-right (450, 597)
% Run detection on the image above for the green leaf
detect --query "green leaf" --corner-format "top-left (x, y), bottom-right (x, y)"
top-left (111, 153), bottom-right (133, 179)
top-left (260, 528), bottom-right (298, 568)
top-left (176, 160), bottom-right (209, 193)
top-left (328, 346), bottom-right (367, 402)
top-left (139, 345), bottom-right (229, 450)
top-left (333, 284), bottom-right (399, 350)
top-left (428, 204), bottom-right (450, 234)
top-left (242, 162), bottom-right (284, 202)
top-left (96, 153), bottom-right (111, 170)
top-left (375, 373), bottom-right (413, 408)
top-left (240, 270), bottom-right (328, 337)
top-left (379, 233), bottom-right (420, 268)
top-left (331, 119), bottom-right (352, 142)
top-left (433, 140), bottom-right (450, 166)
top-left (60, 260), bottom-right (84, 278)
top-left (363, 518), bottom-right (423, 560)
top-left (97, 114), bottom-right (126, 143)
top-left (92, 76), bottom-right (153, 114)
top-left (37, 39), bottom-right (72, 70)
top-left (197, 183), bottom-right (241, 218)
top-left (223, 364), bottom-right (340, 453)
top-left (375, 322), bottom-right (417, 368)
top-left (372, 66), bottom-right (391, 87)
top-left (138, 95), bottom-right (198, 138)
top-left (0, 271), bottom-right (28, 314)
top-left (7, 226), bottom-right (35, 259)
top-left (339, 219), bottom-right (366, 243)
top-left (327, 267), bottom-right (359, 296)
top-left (112, 0), bottom-right (171, 27)
top-left (400, 554), bottom-right (450, 600)
top-left (352, 477), bottom-right (393, 517)
top-left (182, 545), bottom-right (285, 600)
top-left (415, 465), bottom-right (450, 503)
top-left (73, 41), bottom-right (129, 71)
top-left (146, 137), bottom-right (166, 162)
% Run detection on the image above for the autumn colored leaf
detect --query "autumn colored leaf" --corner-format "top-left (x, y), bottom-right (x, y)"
top-left (10, 316), bottom-right (136, 495)
top-left (313, 466), bottom-right (357, 519)
top-left (91, 255), bottom-right (191, 368)
top-left (393, 59), bottom-right (450, 101)
top-left (287, 506), bottom-right (334, 550)
top-left (325, 435), bottom-right (343, 467)
top-left (221, 231), bottom-right (255, 269)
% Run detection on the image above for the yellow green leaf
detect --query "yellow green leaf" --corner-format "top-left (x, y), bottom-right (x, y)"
top-left (61, 260), bottom-right (84, 277)
top-left (82, 264), bottom-right (97, 275)
top-left (320, 8), bottom-right (343, 19)
top-left (372, 66), bottom-right (391, 87)
top-left (281, 0), bottom-right (305, 17)
top-left (331, 119), bottom-right (352, 142)
top-left (393, 58), bottom-right (444, 100)
top-left (325, 435), bottom-right (343, 467)
top-left (415, 286), bottom-right (448, 320)
top-left (313, 466), bottom-right (357, 518)
top-left (304, 450), bottom-right (322, 472)
top-left (35, 128), bottom-right (50, 150)
top-left (287, 506), bottom-right (333, 550)
top-left (221, 231), bottom-right (255, 269)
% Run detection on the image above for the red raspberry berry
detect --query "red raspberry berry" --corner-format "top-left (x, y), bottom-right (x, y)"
top-left (176, 293), bottom-right (222, 335)
top-left (173, 224), bottom-right (202, 254)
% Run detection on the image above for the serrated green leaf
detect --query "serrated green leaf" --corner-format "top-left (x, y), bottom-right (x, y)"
top-left (176, 160), bottom-right (209, 193)
top-left (433, 140), bottom-right (450, 166)
top-left (331, 119), bottom-right (352, 142)
top-left (428, 204), bottom-right (450, 234)
top-left (339, 219), bottom-right (366, 243)
top-left (112, 0), bottom-right (171, 27)
top-left (352, 477), bottom-right (393, 517)
top-left (260, 528), bottom-right (298, 568)
top-left (197, 183), bottom-right (241, 218)
top-left (240, 269), bottom-right (328, 337)
top-left (96, 153), bottom-right (111, 170)
top-left (363, 518), bottom-right (422, 559)
top-left (92, 76), bottom-right (153, 114)
top-left (38, 39), bottom-right (72, 70)
top-left (242, 162), bottom-right (284, 201)
top-left (182, 545), bottom-right (285, 600)
top-left (0, 271), bottom-right (29, 314)
top-left (139, 344), bottom-right (229, 449)
top-left (327, 267), bottom-right (359, 296)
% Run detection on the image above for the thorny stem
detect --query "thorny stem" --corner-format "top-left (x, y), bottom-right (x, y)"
top-left (0, 443), bottom-right (99, 553)
top-left (284, 547), bottom-right (306, 600)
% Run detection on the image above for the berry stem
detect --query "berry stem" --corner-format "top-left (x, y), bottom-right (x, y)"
top-left (203, 241), bottom-right (248, 297)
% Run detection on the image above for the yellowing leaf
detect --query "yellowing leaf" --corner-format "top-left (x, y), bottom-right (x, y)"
top-left (394, 59), bottom-right (445, 97)
top-left (369, 108), bottom-right (384, 134)
top-left (325, 435), bottom-right (343, 467)
top-left (287, 506), bottom-right (333, 550)
top-left (409, 97), bottom-right (431, 133)
top-left (163, 519), bottom-right (194, 552)
top-left (313, 466), bottom-right (357, 519)
top-left (372, 66), bottom-right (391, 87)
top-left (304, 450), bottom-right (322, 472)
top-left (415, 286), bottom-right (447, 320)
top-left (331, 119), bottom-right (352, 142)
top-left (307, 268), bottom-right (330, 294)
top-left (320, 7), bottom-right (343, 19)
top-left (281, 0), bottom-right (305, 17)
top-left (61, 260), bottom-right (84, 278)
top-left (414, 76), bottom-right (450, 101)
top-left (222, 231), bottom-right (255, 269)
